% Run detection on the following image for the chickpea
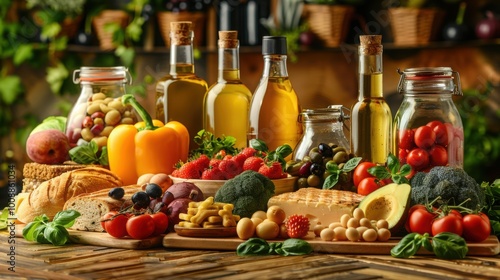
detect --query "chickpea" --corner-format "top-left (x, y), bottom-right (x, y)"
top-left (333, 227), bottom-right (347, 241)
top-left (356, 226), bottom-right (369, 239)
top-left (340, 214), bottom-right (351, 228)
top-left (313, 225), bottom-right (326, 237)
top-left (346, 227), bottom-right (360, 242)
top-left (362, 228), bottom-right (378, 242)
top-left (376, 219), bottom-right (389, 230)
top-left (347, 217), bottom-right (360, 228)
top-left (359, 218), bottom-right (372, 228)
top-left (105, 109), bottom-right (121, 126)
top-left (329, 222), bottom-right (343, 230)
top-left (377, 228), bottom-right (391, 242)
top-left (352, 208), bottom-right (365, 220)
top-left (320, 228), bottom-right (334, 241)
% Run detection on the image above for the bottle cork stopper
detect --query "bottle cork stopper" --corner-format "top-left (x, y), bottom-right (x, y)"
top-left (218, 31), bottom-right (238, 48)
top-left (170, 21), bottom-right (192, 46)
top-left (359, 35), bottom-right (382, 55)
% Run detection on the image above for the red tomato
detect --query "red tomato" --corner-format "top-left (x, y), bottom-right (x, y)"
top-left (414, 126), bottom-right (436, 149)
top-left (398, 148), bottom-right (409, 164)
top-left (432, 214), bottom-right (464, 236)
top-left (357, 177), bottom-right (382, 195)
top-left (407, 205), bottom-right (436, 235)
top-left (406, 148), bottom-right (430, 171)
top-left (104, 213), bottom-right (129, 238)
top-left (429, 145), bottom-right (448, 166)
top-left (101, 211), bottom-right (117, 230)
top-left (462, 213), bottom-right (491, 242)
top-left (353, 162), bottom-right (376, 187)
top-left (426, 121), bottom-right (448, 146)
top-left (151, 212), bottom-right (170, 236)
top-left (398, 129), bottom-right (415, 150)
top-left (126, 214), bottom-right (155, 239)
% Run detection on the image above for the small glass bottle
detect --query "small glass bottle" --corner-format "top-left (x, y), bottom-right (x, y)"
top-left (66, 66), bottom-right (136, 150)
top-left (203, 31), bottom-right (252, 149)
top-left (394, 67), bottom-right (464, 171)
top-left (293, 105), bottom-right (350, 161)
top-left (156, 21), bottom-right (208, 150)
top-left (248, 36), bottom-right (302, 153)
top-left (350, 35), bottom-right (392, 164)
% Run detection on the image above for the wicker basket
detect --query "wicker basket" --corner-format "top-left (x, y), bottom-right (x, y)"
top-left (92, 10), bottom-right (130, 50)
top-left (303, 4), bottom-right (355, 47)
top-left (157, 11), bottom-right (206, 47)
top-left (389, 8), bottom-right (444, 46)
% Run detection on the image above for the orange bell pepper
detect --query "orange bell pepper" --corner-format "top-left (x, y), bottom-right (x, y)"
top-left (108, 94), bottom-right (189, 185)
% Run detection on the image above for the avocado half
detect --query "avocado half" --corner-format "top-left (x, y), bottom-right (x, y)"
top-left (357, 183), bottom-right (411, 234)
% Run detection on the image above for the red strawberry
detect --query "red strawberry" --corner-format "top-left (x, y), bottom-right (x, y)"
top-left (285, 214), bottom-right (310, 239)
top-left (258, 161), bottom-right (283, 179)
top-left (232, 153), bottom-right (248, 168)
top-left (192, 154), bottom-right (210, 170)
top-left (171, 169), bottom-right (180, 177)
top-left (176, 162), bottom-right (201, 179)
top-left (201, 167), bottom-right (225, 180)
top-left (209, 158), bottom-right (222, 169)
top-left (219, 159), bottom-right (242, 179)
top-left (240, 147), bottom-right (257, 158)
top-left (243, 156), bottom-right (264, 172)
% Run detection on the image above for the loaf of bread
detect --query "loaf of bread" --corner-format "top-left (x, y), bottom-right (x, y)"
top-left (16, 166), bottom-right (122, 224)
top-left (63, 185), bottom-right (140, 232)
top-left (22, 162), bottom-right (90, 192)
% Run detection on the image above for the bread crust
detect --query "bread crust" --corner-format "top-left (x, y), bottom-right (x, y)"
top-left (16, 166), bottom-right (122, 224)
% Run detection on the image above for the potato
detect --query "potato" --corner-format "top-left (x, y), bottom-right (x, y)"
top-left (255, 220), bottom-right (279, 240)
top-left (266, 206), bottom-right (286, 224)
top-left (236, 218), bottom-right (255, 240)
top-left (252, 210), bottom-right (267, 221)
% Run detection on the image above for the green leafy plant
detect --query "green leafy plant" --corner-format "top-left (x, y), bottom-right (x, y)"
top-left (22, 210), bottom-right (81, 246)
top-left (236, 237), bottom-right (313, 256)
top-left (368, 153), bottom-right (412, 185)
top-left (391, 232), bottom-right (468, 259)
top-left (323, 156), bottom-right (362, 189)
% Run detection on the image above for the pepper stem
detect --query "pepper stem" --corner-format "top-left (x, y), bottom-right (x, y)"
top-left (122, 94), bottom-right (157, 130)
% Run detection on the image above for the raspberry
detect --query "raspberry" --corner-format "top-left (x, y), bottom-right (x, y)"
top-left (201, 167), bottom-right (225, 180)
top-left (232, 153), bottom-right (248, 169)
top-left (258, 161), bottom-right (283, 179)
top-left (175, 161), bottom-right (201, 179)
top-left (219, 159), bottom-right (242, 179)
top-left (285, 214), bottom-right (310, 239)
top-left (240, 147), bottom-right (257, 158)
top-left (243, 156), bottom-right (264, 172)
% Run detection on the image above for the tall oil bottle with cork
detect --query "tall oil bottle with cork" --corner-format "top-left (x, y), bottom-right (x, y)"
top-left (203, 31), bottom-right (252, 149)
top-left (249, 36), bottom-right (302, 153)
top-left (350, 35), bottom-right (392, 164)
top-left (156, 21), bottom-right (208, 150)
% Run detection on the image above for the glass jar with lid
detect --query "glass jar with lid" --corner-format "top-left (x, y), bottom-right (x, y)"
top-left (293, 105), bottom-right (350, 161)
top-left (66, 66), bottom-right (137, 150)
top-left (394, 67), bottom-right (463, 171)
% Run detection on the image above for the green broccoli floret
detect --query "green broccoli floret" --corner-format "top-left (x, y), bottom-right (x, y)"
top-left (214, 170), bottom-right (275, 218)
top-left (409, 166), bottom-right (486, 210)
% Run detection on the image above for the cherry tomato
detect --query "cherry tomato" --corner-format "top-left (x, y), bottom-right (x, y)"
top-left (398, 148), bottom-right (409, 164)
top-left (426, 121), bottom-right (448, 146)
top-left (406, 148), bottom-right (430, 171)
top-left (398, 129), bottom-right (415, 150)
top-left (151, 212), bottom-right (170, 236)
top-left (101, 211), bottom-right (117, 230)
top-left (353, 162), bottom-right (376, 187)
top-left (104, 213), bottom-right (129, 238)
top-left (432, 214), bottom-right (463, 236)
top-left (414, 126), bottom-right (436, 149)
top-left (429, 145), bottom-right (448, 166)
top-left (462, 213), bottom-right (491, 242)
top-left (357, 177), bottom-right (383, 195)
top-left (126, 214), bottom-right (155, 239)
top-left (406, 205), bottom-right (436, 235)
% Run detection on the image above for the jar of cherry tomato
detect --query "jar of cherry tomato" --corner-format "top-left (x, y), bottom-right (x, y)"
top-left (394, 67), bottom-right (463, 171)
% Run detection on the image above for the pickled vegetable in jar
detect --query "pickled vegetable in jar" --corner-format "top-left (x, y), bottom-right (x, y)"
top-left (66, 66), bottom-right (137, 150)
top-left (393, 67), bottom-right (463, 172)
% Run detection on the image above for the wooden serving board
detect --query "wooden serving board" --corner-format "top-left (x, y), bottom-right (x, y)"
top-left (163, 233), bottom-right (500, 256)
top-left (15, 224), bottom-right (163, 250)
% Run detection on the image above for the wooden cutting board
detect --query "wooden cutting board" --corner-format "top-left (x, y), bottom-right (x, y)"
top-left (15, 224), bottom-right (163, 249)
top-left (163, 233), bottom-right (500, 256)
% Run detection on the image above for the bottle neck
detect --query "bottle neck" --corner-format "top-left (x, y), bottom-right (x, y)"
top-left (262, 55), bottom-right (289, 78)
top-left (170, 39), bottom-right (195, 75)
top-left (358, 49), bottom-right (383, 99)
top-left (218, 47), bottom-right (240, 82)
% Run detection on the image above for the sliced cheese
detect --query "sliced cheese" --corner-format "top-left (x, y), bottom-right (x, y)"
top-left (268, 188), bottom-right (365, 229)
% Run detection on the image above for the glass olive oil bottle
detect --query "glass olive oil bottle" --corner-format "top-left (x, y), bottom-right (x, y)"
top-left (350, 35), bottom-right (392, 164)
top-left (156, 21), bottom-right (208, 150)
top-left (249, 36), bottom-right (302, 153)
top-left (203, 31), bottom-right (252, 149)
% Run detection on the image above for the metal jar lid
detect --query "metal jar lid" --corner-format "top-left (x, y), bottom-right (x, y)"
top-left (397, 67), bottom-right (462, 95)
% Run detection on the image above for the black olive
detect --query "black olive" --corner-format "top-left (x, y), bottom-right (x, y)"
top-left (310, 162), bottom-right (325, 177)
top-left (145, 183), bottom-right (163, 199)
top-left (131, 191), bottom-right (150, 209)
top-left (108, 187), bottom-right (125, 200)
top-left (318, 143), bottom-right (333, 157)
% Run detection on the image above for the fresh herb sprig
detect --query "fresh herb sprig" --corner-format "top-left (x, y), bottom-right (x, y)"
top-left (237, 237), bottom-right (313, 256)
top-left (391, 232), bottom-right (468, 259)
top-left (368, 153), bottom-right (412, 184)
top-left (249, 139), bottom-right (293, 171)
top-left (191, 130), bottom-right (238, 159)
top-left (69, 141), bottom-right (108, 165)
top-left (22, 210), bottom-right (81, 246)
top-left (323, 157), bottom-right (362, 189)
top-left (481, 179), bottom-right (500, 238)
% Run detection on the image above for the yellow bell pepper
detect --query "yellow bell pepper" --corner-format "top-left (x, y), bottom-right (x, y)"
top-left (108, 94), bottom-right (189, 185)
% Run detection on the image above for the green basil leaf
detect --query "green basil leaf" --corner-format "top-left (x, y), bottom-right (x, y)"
top-left (432, 232), bottom-right (468, 259)
top-left (276, 144), bottom-right (293, 159)
top-left (399, 164), bottom-right (412, 176)
top-left (323, 173), bottom-right (340, 190)
top-left (390, 233), bottom-right (423, 258)
top-left (99, 146), bottom-right (109, 166)
top-left (368, 166), bottom-right (391, 180)
top-left (269, 241), bottom-right (283, 255)
top-left (33, 214), bottom-right (50, 223)
top-left (422, 235), bottom-right (433, 252)
top-left (325, 161), bottom-right (339, 173)
top-left (22, 221), bottom-right (43, 241)
top-left (278, 239), bottom-right (313, 256)
top-left (69, 142), bottom-right (100, 164)
top-left (386, 153), bottom-right (399, 174)
top-left (34, 225), bottom-right (50, 244)
top-left (341, 157), bottom-right (362, 172)
top-left (249, 139), bottom-right (268, 152)
top-left (52, 210), bottom-right (81, 228)
top-left (44, 224), bottom-right (69, 246)
top-left (236, 238), bottom-right (271, 256)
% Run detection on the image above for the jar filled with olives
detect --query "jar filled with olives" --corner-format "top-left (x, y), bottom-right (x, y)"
top-left (66, 67), bottom-right (137, 150)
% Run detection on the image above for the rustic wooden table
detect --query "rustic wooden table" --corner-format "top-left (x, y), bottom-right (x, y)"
top-left (1, 231), bottom-right (500, 280)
